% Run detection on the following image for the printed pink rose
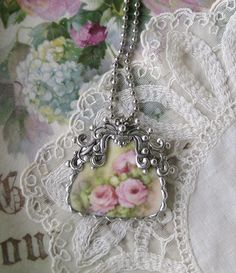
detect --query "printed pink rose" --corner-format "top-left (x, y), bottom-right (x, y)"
top-left (17, 0), bottom-right (80, 21)
top-left (112, 150), bottom-right (136, 175)
top-left (70, 22), bottom-right (107, 48)
top-left (90, 185), bottom-right (118, 214)
top-left (116, 179), bottom-right (148, 208)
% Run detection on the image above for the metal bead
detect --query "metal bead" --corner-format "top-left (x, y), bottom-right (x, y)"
top-left (111, 78), bottom-right (117, 85)
top-left (130, 112), bottom-right (135, 118)
top-left (170, 166), bottom-right (176, 174)
top-left (119, 48), bottom-right (124, 54)
top-left (151, 158), bottom-right (158, 166)
top-left (118, 125), bottom-right (126, 132)
top-left (120, 40), bottom-right (125, 47)
top-left (123, 6), bottom-right (129, 12)
top-left (141, 148), bottom-right (149, 155)
top-left (148, 128), bottom-right (153, 134)
top-left (111, 70), bottom-right (117, 76)
top-left (125, 66), bottom-right (130, 72)
top-left (127, 74), bottom-right (133, 80)
top-left (134, 118), bottom-right (139, 124)
top-left (165, 142), bottom-right (171, 149)
top-left (123, 15), bottom-right (128, 21)
top-left (142, 135), bottom-right (148, 141)
top-left (108, 105), bottom-right (113, 110)
top-left (115, 119), bottom-right (120, 125)
top-left (113, 61), bottom-right (118, 67)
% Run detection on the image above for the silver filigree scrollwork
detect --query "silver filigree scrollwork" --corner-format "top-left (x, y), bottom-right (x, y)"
top-left (66, 117), bottom-right (173, 220)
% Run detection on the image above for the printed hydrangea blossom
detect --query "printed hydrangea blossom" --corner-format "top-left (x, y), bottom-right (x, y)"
top-left (16, 37), bottom-right (81, 123)
top-left (69, 144), bottom-right (163, 218)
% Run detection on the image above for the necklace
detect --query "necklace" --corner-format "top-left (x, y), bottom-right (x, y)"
top-left (66, 0), bottom-right (174, 220)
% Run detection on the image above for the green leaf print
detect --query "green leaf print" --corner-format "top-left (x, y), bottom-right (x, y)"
top-left (3, 108), bottom-right (28, 154)
top-left (31, 22), bottom-right (69, 48)
top-left (78, 42), bottom-right (107, 69)
top-left (72, 8), bottom-right (104, 25)
top-left (0, 1), bottom-right (25, 28)
top-left (8, 42), bottom-right (30, 80)
top-left (0, 83), bottom-right (15, 125)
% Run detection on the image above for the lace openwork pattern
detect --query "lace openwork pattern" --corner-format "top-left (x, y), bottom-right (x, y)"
top-left (21, 1), bottom-right (236, 272)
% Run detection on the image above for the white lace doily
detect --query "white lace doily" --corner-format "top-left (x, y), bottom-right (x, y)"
top-left (21, 1), bottom-right (236, 272)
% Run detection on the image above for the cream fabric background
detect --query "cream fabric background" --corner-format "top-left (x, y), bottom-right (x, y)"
top-left (190, 121), bottom-right (236, 273)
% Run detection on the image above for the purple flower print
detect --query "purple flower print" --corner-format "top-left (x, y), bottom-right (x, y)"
top-left (17, 0), bottom-right (80, 21)
top-left (112, 150), bottom-right (136, 175)
top-left (90, 185), bottom-right (118, 214)
top-left (70, 22), bottom-right (107, 48)
top-left (116, 179), bottom-right (148, 208)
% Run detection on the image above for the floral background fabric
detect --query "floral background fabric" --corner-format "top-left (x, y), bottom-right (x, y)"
top-left (0, 1), bottom-right (215, 273)
top-left (0, 0), bottom-right (214, 161)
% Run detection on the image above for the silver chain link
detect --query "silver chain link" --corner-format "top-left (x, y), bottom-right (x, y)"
top-left (108, 0), bottom-right (141, 121)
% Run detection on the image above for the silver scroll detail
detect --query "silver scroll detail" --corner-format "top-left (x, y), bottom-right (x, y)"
top-left (66, 117), bottom-right (174, 220)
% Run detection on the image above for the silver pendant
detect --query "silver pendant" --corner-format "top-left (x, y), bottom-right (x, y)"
top-left (67, 118), bottom-right (172, 220)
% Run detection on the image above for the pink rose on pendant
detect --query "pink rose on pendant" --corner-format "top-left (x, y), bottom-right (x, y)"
top-left (70, 22), bottom-right (107, 48)
top-left (17, 0), bottom-right (80, 21)
top-left (112, 150), bottom-right (136, 175)
top-left (116, 179), bottom-right (148, 208)
top-left (90, 185), bottom-right (118, 214)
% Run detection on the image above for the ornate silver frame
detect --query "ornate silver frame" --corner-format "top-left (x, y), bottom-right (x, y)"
top-left (66, 118), bottom-right (172, 220)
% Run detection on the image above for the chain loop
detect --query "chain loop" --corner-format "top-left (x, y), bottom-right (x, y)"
top-left (109, 0), bottom-right (141, 121)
